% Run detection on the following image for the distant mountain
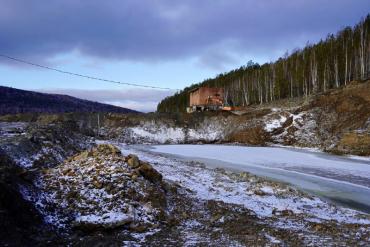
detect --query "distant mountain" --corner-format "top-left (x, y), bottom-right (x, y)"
top-left (0, 86), bottom-right (139, 115)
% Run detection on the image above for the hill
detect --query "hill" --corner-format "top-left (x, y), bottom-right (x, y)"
top-left (157, 15), bottom-right (370, 112)
top-left (0, 86), bottom-right (138, 115)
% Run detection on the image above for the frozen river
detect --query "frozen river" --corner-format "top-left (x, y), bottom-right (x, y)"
top-left (150, 145), bottom-right (370, 213)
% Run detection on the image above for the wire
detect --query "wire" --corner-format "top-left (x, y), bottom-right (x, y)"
top-left (0, 54), bottom-right (180, 90)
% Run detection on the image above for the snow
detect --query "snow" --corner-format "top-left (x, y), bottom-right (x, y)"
top-left (260, 186), bottom-right (274, 195)
top-left (187, 120), bottom-right (225, 142)
top-left (123, 120), bottom-right (225, 144)
top-left (36, 146), bottom-right (164, 229)
top-left (348, 155), bottom-right (370, 162)
top-left (264, 233), bottom-right (281, 244)
top-left (0, 122), bottom-right (27, 137)
top-left (130, 125), bottom-right (185, 144)
top-left (264, 115), bottom-right (287, 131)
top-left (118, 144), bottom-right (370, 225)
top-left (152, 145), bottom-right (370, 186)
top-left (75, 211), bottom-right (132, 224)
top-left (262, 109), bottom-right (321, 147)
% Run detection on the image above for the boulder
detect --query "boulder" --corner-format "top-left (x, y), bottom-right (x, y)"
top-left (96, 144), bottom-right (121, 156)
top-left (137, 163), bottom-right (162, 183)
top-left (282, 116), bottom-right (293, 128)
top-left (127, 154), bottom-right (140, 168)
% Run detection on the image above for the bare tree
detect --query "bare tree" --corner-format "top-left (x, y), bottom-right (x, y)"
top-left (310, 50), bottom-right (318, 92)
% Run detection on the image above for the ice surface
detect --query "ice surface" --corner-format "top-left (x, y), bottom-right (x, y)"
top-left (152, 144), bottom-right (370, 186)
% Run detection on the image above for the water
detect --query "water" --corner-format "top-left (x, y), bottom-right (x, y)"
top-left (150, 144), bottom-right (370, 213)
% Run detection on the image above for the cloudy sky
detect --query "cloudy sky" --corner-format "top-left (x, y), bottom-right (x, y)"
top-left (1, 0), bottom-right (369, 112)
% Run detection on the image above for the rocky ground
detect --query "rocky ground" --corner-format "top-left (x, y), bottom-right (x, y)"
top-left (2, 140), bottom-right (370, 245)
top-left (0, 80), bottom-right (369, 246)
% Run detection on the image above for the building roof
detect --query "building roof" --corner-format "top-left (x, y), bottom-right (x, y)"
top-left (188, 87), bottom-right (200, 93)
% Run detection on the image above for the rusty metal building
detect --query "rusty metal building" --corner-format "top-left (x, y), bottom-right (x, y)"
top-left (187, 87), bottom-right (224, 112)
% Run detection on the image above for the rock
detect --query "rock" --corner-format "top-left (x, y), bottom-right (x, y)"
top-left (39, 143), bottom-right (167, 233)
top-left (131, 174), bottom-right (138, 181)
top-left (214, 167), bottom-right (226, 174)
top-left (105, 183), bottom-right (114, 194)
top-left (210, 214), bottom-right (222, 224)
top-left (66, 190), bottom-right (78, 200)
top-left (282, 116), bottom-right (293, 128)
top-left (272, 208), bottom-right (277, 215)
top-left (72, 150), bottom-right (92, 161)
top-left (92, 180), bottom-right (103, 189)
top-left (67, 170), bottom-right (76, 177)
top-left (272, 208), bottom-right (294, 216)
top-left (253, 190), bottom-right (267, 196)
top-left (96, 144), bottom-right (121, 156)
top-left (129, 223), bottom-right (148, 232)
top-left (62, 168), bottom-right (72, 175)
top-left (313, 223), bottom-right (324, 232)
top-left (281, 209), bottom-right (294, 216)
top-left (127, 155), bottom-right (140, 168)
top-left (137, 163), bottom-right (162, 183)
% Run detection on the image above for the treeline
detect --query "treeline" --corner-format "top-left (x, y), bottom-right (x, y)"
top-left (157, 15), bottom-right (370, 112)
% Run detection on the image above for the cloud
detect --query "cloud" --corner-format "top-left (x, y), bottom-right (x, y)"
top-left (39, 88), bottom-right (176, 112)
top-left (197, 40), bottom-right (240, 70)
top-left (0, 0), bottom-right (369, 69)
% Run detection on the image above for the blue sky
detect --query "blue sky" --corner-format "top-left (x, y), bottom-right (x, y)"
top-left (1, 0), bottom-right (369, 112)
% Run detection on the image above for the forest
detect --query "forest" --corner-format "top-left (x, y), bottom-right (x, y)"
top-left (157, 15), bottom-right (370, 113)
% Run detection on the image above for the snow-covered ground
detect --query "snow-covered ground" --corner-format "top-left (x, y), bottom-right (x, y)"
top-left (120, 119), bottom-right (226, 144)
top-left (0, 122), bottom-right (27, 137)
top-left (118, 143), bottom-right (370, 226)
top-left (152, 145), bottom-right (370, 187)
top-left (150, 144), bottom-right (370, 211)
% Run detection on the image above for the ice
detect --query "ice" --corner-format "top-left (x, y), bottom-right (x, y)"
top-left (152, 144), bottom-right (370, 185)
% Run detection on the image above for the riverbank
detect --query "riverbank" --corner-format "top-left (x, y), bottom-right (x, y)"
top-left (115, 143), bottom-right (370, 245)
top-left (0, 118), bottom-right (369, 245)
top-left (147, 144), bottom-right (370, 212)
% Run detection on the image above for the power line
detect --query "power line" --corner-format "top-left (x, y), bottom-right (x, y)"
top-left (0, 54), bottom-right (180, 90)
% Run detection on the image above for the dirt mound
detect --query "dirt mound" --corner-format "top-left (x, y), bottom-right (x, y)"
top-left (0, 149), bottom-right (62, 246)
top-left (227, 126), bottom-right (270, 145)
top-left (305, 81), bottom-right (370, 154)
top-left (40, 144), bottom-right (167, 231)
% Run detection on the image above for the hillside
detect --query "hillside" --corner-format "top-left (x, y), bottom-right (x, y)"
top-left (157, 15), bottom-right (370, 112)
top-left (0, 86), bottom-right (138, 115)
top-left (96, 80), bottom-right (370, 156)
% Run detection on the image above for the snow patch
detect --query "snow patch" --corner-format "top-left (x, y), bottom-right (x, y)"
top-left (264, 115), bottom-right (287, 131)
top-left (122, 120), bottom-right (226, 144)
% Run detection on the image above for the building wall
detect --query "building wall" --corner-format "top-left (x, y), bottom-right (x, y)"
top-left (189, 87), bottom-right (224, 107)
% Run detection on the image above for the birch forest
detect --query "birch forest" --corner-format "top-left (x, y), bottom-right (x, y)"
top-left (157, 15), bottom-right (370, 113)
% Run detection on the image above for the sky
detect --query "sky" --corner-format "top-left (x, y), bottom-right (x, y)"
top-left (0, 0), bottom-right (369, 112)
